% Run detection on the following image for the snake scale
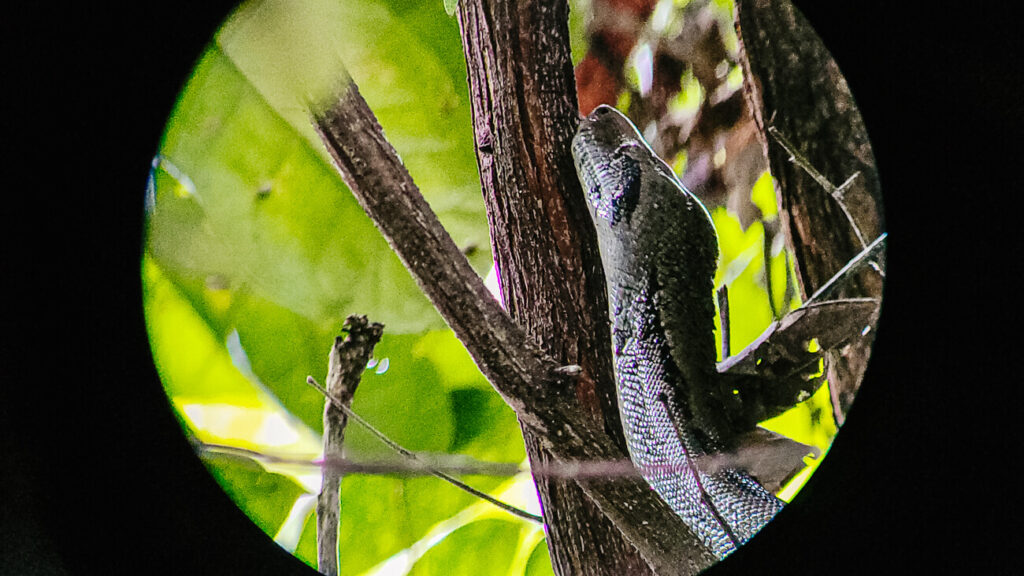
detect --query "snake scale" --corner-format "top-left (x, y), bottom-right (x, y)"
top-left (572, 105), bottom-right (787, 558)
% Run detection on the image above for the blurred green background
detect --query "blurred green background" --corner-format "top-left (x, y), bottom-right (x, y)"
top-left (142, 0), bottom-right (838, 573)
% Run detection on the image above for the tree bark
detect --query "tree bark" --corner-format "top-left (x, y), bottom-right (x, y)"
top-left (313, 81), bottom-right (717, 576)
top-left (454, 1), bottom-right (655, 574)
top-left (317, 316), bottom-right (384, 576)
top-left (735, 0), bottom-right (885, 424)
top-left (311, 1), bottom-right (886, 573)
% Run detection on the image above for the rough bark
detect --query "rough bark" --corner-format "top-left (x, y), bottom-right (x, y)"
top-left (309, 1), bottom-right (885, 572)
top-left (454, 1), bottom-right (657, 574)
top-left (317, 316), bottom-right (384, 576)
top-left (735, 0), bottom-right (885, 424)
top-left (312, 83), bottom-right (718, 575)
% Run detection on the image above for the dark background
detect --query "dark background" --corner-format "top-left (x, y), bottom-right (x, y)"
top-left (3, 1), bottom-right (1017, 574)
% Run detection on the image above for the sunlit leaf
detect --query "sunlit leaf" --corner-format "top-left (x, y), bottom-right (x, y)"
top-left (412, 330), bottom-right (493, 391)
top-left (568, 0), bottom-right (589, 65)
top-left (750, 170), bottom-right (778, 219)
top-left (142, 1), bottom-right (526, 571)
top-left (330, 476), bottom-right (492, 576)
top-left (408, 519), bottom-right (522, 575)
top-left (150, 0), bottom-right (489, 337)
top-left (711, 207), bottom-right (774, 353)
top-left (203, 452), bottom-right (307, 537)
top-left (763, 379), bottom-right (838, 502)
top-left (144, 256), bottom-right (269, 408)
top-left (523, 538), bottom-right (556, 576)
top-left (448, 388), bottom-right (525, 462)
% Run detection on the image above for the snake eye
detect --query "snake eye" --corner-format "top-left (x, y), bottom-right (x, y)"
top-left (613, 141), bottom-right (641, 156)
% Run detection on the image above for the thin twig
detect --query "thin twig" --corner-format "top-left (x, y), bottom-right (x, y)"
top-left (767, 126), bottom-right (868, 250)
top-left (197, 438), bottom-right (772, 484)
top-left (311, 77), bottom-right (718, 571)
top-left (195, 441), bottom-right (645, 480)
top-left (716, 285), bottom-right (730, 359)
top-left (307, 376), bottom-right (543, 524)
top-left (762, 225), bottom-right (780, 320)
top-left (803, 233), bottom-right (887, 306)
top-left (317, 316), bottom-right (383, 576)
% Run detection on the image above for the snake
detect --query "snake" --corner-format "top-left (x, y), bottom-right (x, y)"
top-left (572, 105), bottom-right (787, 558)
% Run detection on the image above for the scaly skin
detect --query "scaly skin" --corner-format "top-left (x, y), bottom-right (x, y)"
top-left (572, 105), bottom-right (783, 558)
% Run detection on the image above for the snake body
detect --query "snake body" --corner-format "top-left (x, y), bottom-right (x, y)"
top-left (572, 105), bottom-right (784, 558)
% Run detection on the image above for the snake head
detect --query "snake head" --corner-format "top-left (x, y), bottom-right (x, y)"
top-left (572, 106), bottom-right (650, 229)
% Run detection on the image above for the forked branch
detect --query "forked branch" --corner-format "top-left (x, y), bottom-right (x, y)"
top-left (311, 81), bottom-right (717, 574)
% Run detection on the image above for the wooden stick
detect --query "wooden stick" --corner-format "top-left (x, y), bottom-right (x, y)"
top-left (307, 376), bottom-right (543, 524)
top-left (316, 315), bottom-right (383, 576)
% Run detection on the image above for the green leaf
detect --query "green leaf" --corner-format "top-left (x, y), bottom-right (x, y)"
top-left (443, 0), bottom-right (459, 17)
top-left (412, 330), bottom-right (492, 391)
top-left (524, 538), bottom-right (556, 576)
top-left (711, 207), bottom-right (774, 353)
top-left (408, 519), bottom-right (522, 576)
top-left (202, 452), bottom-right (306, 537)
top-left (152, 49), bottom-right (438, 335)
top-left (294, 507), bottom-right (319, 568)
top-left (216, 0), bottom-right (485, 264)
top-left (449, 388), bottom-right (525, 464)
top-left (332, 475), bottom-right (486, 576)
top-left (568, 0), bottom-right (589, 65)
top-left (750, 170), bottom-right (778, 219)
top-left (143, 255), bottom-right (262, 405)
top-left (150, 0), bottom-right (488, 336)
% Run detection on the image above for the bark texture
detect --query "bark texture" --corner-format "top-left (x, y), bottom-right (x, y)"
top-left (735, 0), bottom-right (885, 423)
top-left (454, 1), bottom-right (655, 574)
top-left (452, 0), bottom-right (724, 573)
top-left (310, 1), bottom-right (886, 573)
top-left (313, 82), bottom-right (718, 575)
top-left (317, 316), bottom-right (384, 576)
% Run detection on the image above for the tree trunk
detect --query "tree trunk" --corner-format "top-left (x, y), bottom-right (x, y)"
top-left (455, 1), bottom-right (655, 574)
top-left (735, 0), bottom-right (885, 424)
top-left (316, 1), bottom-right (885, 573)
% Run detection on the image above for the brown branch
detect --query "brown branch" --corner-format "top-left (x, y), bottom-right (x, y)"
top-left (735, 0), bottom-right (885, 424)
top-left (197, 442), bottom-right (641, 480)
top-left (306, 376), bottom-right (543, 524)
top-left (312, 83), bottom-right (571, 443)
top-left (316, 315), bottom-right (382, 576)
top-left (311, 80), bottom-right (716, 574)
top-left (198, 440), bottom-right (810, 486)
top-left (452, 1), bottom-right (706, 574)
top-left (717, 284), bottom-right (731, 358)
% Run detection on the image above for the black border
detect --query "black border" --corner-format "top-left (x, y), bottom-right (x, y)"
top-left (5, 1), bottom-right (1016, 574)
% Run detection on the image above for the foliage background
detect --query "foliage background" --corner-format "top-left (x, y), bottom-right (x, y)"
top-left (143, 0), bottom-right (841, 573)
